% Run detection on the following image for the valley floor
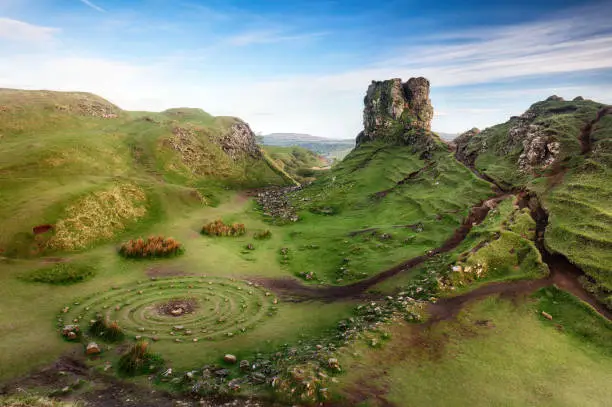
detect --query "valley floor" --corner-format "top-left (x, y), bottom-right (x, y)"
top-left (1, 150), bottom-right (611, 407)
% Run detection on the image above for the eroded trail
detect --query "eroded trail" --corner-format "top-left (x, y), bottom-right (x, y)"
top-left (257, 121), bottom-right (612, 321)
top-left (255, 192), bottom-right (510, 300)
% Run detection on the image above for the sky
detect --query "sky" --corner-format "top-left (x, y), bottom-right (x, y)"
top-left (1, 0), bottom-right (612, 139)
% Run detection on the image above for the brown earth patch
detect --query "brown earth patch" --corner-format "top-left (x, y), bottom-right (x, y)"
top-left (157, 298), bottom-right (198, 317)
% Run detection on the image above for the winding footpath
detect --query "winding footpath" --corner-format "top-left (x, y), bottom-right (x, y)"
top-left (257, 111), bottom-right (612, 322)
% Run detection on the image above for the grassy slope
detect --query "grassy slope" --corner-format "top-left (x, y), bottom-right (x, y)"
top-left (457, 98), bottom-right (612, 307)
top-left (334, 290), bottom-right (612, 407)
top-left (262, 145), bottom-right (326, 183)
top-left (268, 140), bottom-right (493, 284)
top-left (0, 89), bottom-right (287, 257)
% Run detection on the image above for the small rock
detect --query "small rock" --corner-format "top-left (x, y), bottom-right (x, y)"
top-left (86, 342), bottom-right (101, 355)
top-left (328, 358), bottom-right (340, 371)
top-left (239, 360), bottom-right (250, 371)
top-left (541, 311), bottom-right (553, 320)
top-left (224, 354), bottom-right (237, 364)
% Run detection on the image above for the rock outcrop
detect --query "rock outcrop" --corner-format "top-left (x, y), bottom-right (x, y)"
top-left (508, 109), bottom-right (560, 172)
top-left (356, 77), bottom-right (435, 153)
top-left (454, 128), bottom-right (481, 167)
top-left (218, 121), bottom-right (262, 160)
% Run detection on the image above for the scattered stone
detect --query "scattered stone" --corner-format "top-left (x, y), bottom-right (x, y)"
top-left (239, 360), bottom-right (250, 371)
top-left (327, 358), bottom-right (340, 371)
top-left (85, 342), bottom-right (101, 355)
top-left (224, 354), bottom-right (237, 364)
top-left (541, 311), bottom-right (553, 320)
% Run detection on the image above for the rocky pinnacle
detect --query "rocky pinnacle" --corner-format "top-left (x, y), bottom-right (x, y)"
top-left (356, 77), bottom-right (434, 149)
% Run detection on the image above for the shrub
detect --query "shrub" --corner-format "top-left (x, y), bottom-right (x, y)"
top-left (21, 262), bottom-right (95, 285)
top-left (201, 220), bottom-right (246, 237)
top-left (89, 315), bottom-right (125, 342)
top-left (253, 230), bottom-right (272, 240)
top-left (119, 236), bottom-right (183, 258)
top-left (118, 340), bottom-right (164, 376)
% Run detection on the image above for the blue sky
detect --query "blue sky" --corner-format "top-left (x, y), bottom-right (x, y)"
top-left (1, 0), bottom-right (612, 138)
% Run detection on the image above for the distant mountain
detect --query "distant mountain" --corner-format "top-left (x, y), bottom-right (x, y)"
top-left (260, 133), bottom-right (355, 160)
top-left (434, 131), bottom-right (458, 141)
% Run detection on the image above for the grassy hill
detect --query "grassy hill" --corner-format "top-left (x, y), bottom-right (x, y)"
top-left (0, 89), bottom-right (288, 258)
top-left (455, 97), bottom-right (612, 308)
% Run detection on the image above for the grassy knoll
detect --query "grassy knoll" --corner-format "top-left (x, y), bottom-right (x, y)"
top-left (455, 97), bottom-right (612, 308)
top-left (265, 141), bottom-right (493, 284)
top-left (0, 89), bottom-right (287, 258)
top-left (333, 291), bottom-right (612, 407)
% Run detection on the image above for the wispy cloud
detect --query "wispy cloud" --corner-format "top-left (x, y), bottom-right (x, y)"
top-left (79, 0), bottom-right (105, 13)
top-left (0, 17), bottom-right (59, 43)
top-left (226, 29), bottom-right (327, 46)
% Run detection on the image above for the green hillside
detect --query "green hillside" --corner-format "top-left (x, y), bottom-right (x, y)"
top-left (262, 145), bottom-right (327, 183)
top-left (455, 97), bottom-right (612, 308)
top-left (0, 89), bottom-right (288, 258)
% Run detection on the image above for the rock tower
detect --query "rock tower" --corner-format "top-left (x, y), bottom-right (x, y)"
top-left (356, 77), bottom-right (434, 151)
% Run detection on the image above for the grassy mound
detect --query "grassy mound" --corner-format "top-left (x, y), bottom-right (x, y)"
top-left (20, 262), bottom-right (96, 285)
top-left (119, 236), bottom-right (183, 258)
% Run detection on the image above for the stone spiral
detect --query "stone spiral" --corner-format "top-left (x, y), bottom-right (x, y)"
top-left (56, 276), bottom-right (278, 342)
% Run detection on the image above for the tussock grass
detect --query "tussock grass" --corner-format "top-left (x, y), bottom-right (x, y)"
top-left (89, 316), bottom-right (125, 342)
top-left (119, 236), bottom-right (183, 258)
top-left (201, 219), bottom-right (246, 236)
top-left (48, 183), bottom-right (147, 251)
top-left (118, 340), bottom-right (164, 376)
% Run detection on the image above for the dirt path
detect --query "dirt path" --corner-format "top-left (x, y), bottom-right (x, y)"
top-left (254, 193), bottom-right (510, 300)
top-left (579, 106), bottom-right (612, 154)
top-left (257, 130), bottom-right (612, 322)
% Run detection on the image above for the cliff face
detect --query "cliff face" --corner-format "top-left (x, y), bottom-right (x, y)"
top-left (218, 121), bottom-right (262, 160)
top-left (356, 77), bottom-right (434, 152)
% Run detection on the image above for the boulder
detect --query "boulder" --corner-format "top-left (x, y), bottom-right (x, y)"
top-left (224, 354), bottom-right (237, 364)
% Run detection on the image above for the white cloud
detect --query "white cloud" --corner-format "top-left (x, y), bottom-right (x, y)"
top-left (0, 3), bottom-right (611, 138)
top-left (0, 18), bottom-right (59, 43)
top-left (79, 0), bottom-right (106, 13)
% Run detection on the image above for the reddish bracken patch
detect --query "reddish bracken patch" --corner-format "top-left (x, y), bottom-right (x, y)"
top-left (33, 224), bottom-right (54, 235)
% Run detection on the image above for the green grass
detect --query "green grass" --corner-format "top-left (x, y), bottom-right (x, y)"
top-left (334, 292), bottom-right (612, 407)
top-left (264, 141), bottom-right (494, 284)
top-left (455, 98), bottom-right (612, 309)
top-left (19, 262), bottom-right (96, 285)
top-left (0, 89), bottom-right (288, 258)
top-left (262, 145), bottom-right (327, 183)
